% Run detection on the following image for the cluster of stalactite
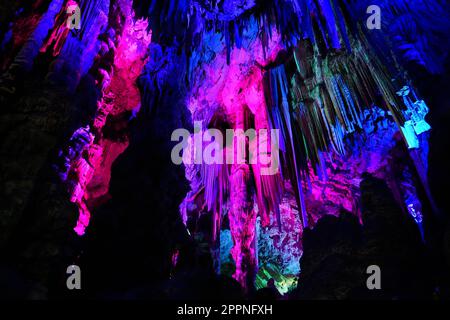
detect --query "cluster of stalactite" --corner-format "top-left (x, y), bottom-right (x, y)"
top-left (266, 35), bottom-right (406, 229)
top-left (177, 0), bottom-right (436, 291)
top-left (55, 0), bottom-right (151, 235)
top-left (134, 0), bottom-right (355, 63)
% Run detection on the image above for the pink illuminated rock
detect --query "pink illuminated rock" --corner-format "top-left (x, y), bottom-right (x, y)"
top-left (183, 23), bottom-right (286, 289)
top-left (62, 0), bottom-right (151, 235)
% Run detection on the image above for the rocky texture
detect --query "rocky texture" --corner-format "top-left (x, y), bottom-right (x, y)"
top-left (58, 3), bottom-right (152, 235)
top-left (255, 189), bottom-right (302, 294)
top-left (0, 51), bottom-right (83, 300)
top-left (73, 42), bottom-right (195, 298)
top-left (293, 174), bottom-right (435, 299)
top-left (417, 59), bottom-right (450, 299)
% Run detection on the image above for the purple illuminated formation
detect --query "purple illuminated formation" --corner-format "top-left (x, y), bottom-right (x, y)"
top-left (0, 0), bottom-right (449, 299)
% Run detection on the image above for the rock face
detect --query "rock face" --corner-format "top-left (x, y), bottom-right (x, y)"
top-left (293, 174), bottom-right (434, 299)
top-left (73, 39), bottom-right (194, 297)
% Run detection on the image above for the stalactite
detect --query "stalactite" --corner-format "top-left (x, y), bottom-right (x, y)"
top-left (0, 0), bottom-right (65, 92)
top-left (58, 0), bottom-right (151, 235)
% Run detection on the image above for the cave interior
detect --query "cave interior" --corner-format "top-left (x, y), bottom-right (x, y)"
top-left (0, 0), bottom-right (450, 300)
